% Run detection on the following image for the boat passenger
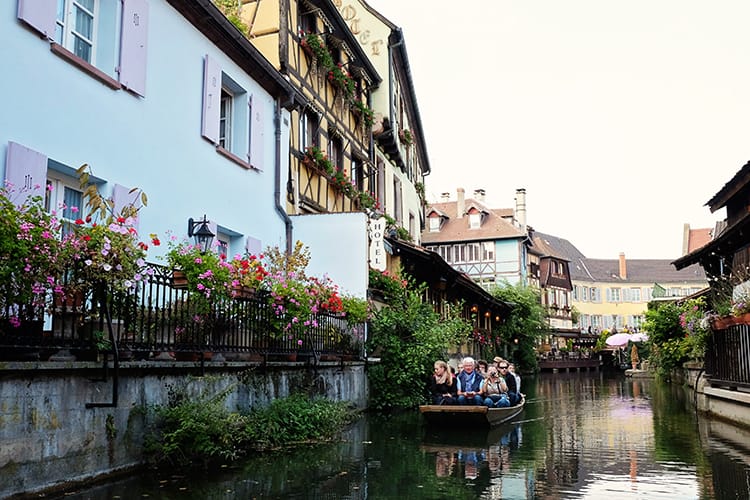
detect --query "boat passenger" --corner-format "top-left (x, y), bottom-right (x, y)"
top-left (481, 368), bottom-right (510, 408)
top-left (429, 360), bottom-right (457, 405)
top-left (456, 356), bottom-right (484, 405)
top-left (508, 363), bottom-right (521, 394)
top-left (498, 361), bottom-right (520, 405)
top-left (477, 359), bottom-right (489, 376)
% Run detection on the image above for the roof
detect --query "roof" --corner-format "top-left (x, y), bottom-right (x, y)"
top-left (422, 198), bottom-right (525, 244)
top-left (706, 160), bottom-right (750, 212)
top-left (168, 0), bottom-right (301, 105)
top-left (534, 231), bottom-right (707, 284)
top-left (386, 237), bottom-right (513, 314)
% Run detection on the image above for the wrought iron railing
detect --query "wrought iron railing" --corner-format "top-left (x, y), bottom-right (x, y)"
top-left (705, 322), bottom-right (750, 389)
top-left (0, 262), bottom-right (365, 362)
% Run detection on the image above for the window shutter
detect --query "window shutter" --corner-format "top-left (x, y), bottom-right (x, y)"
top-left (119, 0), bottom-right (149, 96)
top-left (17, 0), bottom-right (56, 40)
top-left (4, 142), bottom-right (48, 206)
top-left (245, 236), bottom-right (261, 255)
top-left (248, 95), bottom-right (265, 169)
top-left (201, 55), bottom-right (221, 144)
top-left (112, 184), bottom-right (141, 231)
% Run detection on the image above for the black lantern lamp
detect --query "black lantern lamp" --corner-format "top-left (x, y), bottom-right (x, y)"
top-left (187, 215), bottom-right (215, 253)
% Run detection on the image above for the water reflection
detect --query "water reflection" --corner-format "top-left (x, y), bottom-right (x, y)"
top-left (55, 374), bottom-right (750, 499)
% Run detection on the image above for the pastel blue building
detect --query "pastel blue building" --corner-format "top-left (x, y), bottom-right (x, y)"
top-left (3, 0), bottom-right (301, 268)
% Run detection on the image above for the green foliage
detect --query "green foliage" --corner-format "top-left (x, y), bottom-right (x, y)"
top-left (367, 280), bottom-right (470, 410)
top-left (147, 389), bottom-right (248, 466)
top-left (244, 393), bottom-right (356, 449)
top-left (368, 267), bottom-right (408, 302)
top-left (212, 0), bottom-right (249, 36)
top-left (490, 282), bottom-right (548, 372)
top-left (644, 301), bottom-right (683, 345)
top-left (147, 391), bottom-right (355, 466)
top-left (341, 294), bottom-right (369, 324)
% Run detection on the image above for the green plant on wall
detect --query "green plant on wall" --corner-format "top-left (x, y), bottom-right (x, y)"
top-left (212, 0), bottom-right (249, 35)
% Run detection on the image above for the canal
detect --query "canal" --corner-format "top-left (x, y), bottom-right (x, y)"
top-left (57, 372), bottom-right (750, 499)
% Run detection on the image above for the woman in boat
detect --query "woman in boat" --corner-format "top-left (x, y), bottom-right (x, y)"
top-left (480, 367), bottom-right (510, 408)
top-left (429, 360), bottom-right (457, 405)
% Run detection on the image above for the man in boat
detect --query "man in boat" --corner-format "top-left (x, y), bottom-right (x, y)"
top-left (456, 356), bottom-right (484, 405)
top-left (497, 361), bottom-right (520, 405)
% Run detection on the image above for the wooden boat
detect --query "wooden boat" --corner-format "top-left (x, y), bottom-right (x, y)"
top-left (419, 395), bottom-right (525, 427)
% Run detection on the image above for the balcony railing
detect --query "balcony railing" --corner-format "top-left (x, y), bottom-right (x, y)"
top-left (705, 321), bottom-right (750, 389)
top-left (0, 262), bottom-right (365, 362)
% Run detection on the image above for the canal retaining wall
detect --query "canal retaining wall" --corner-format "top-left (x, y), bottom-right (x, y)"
top-left (0, 359), bottom-right (368, 498)
top-left (683, 361), bottom-right (750, 429)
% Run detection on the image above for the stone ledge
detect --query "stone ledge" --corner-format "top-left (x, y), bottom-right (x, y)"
top-left (704, 386), bottom-right (750, 405)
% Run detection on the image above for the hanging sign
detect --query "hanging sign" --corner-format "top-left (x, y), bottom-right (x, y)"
top-left (368, 217), bottom-right (386, 271)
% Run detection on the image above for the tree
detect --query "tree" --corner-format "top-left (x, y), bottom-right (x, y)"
top-left (491, 282), bottom-right (548, 372)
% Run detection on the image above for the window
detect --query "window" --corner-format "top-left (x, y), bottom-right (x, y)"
top-left (429, 216), bottom-right (440, 232)
top-left (482, 241), bottom-right (494, 261)
top-left (300, 110), bottom-right (318, 152)
top-left (351, 157), bottom-right (364, 191)
top-left (219, 88), bottom-right (233, 150)
top-left (393, 178), bottom-right (402, 224)
top-left (328, 135), bottom-right (343, 171)
top-left (19, 0), bottom-right (149, 95)
top-left (56, 0), bottom-right (96, 63)
top-left (469, 212), bottom-right (481, 229)
top-left (201, 57), bottom-right (266, 169)
top-left (607, 287), bottom-right (621, 303)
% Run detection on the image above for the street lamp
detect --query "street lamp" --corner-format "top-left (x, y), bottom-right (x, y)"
top-left (187, 215), bottom-right (215, 253)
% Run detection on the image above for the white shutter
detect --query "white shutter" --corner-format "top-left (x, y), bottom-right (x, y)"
top-left (201, 55), bottom-right (222, 144)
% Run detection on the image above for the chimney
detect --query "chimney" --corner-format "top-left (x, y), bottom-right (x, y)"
top-left (457, 187), bottom-right (465, 218)
top-left (619, 252), bottom-right (627, 279)
top-left (514, 188), bottom-right (526, 230)
top-left (473, 188), bottom-right (485, 202)
top-left (440, 192), bottom-right (450, 202)
top-left (681, 223), bottom-right (690, 256)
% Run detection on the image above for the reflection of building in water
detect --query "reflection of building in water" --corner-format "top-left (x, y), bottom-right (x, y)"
top-left (533, 375), bottom-right (655, 495)
top-left (435, 451), bottom-right (454, 478)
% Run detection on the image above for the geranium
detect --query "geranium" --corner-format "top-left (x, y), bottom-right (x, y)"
top-left (61, 216), bottom-right (149, 295)
top-left (227, 253), bottom-right (268, 293)
top-left (679, 297), bottom-right (710, 359)
top-left (0, 184), bottom-right (64, 319)
top-left (162, 235), bottom-right (232, 301)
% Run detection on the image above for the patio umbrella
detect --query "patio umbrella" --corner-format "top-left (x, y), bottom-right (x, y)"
top-left (630, 332), bottom-right (649, 342)
top-left (605, 333), bottom-right (633, 347)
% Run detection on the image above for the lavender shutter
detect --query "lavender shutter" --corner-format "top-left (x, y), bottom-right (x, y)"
top-left (17, 0), bottom-right (56, 40)
top-left (201, 55), bottom-right (221, 144)
top-left (119, 0), bottom-right (149, 96)
top-left (248, 95), bottom-right (265, 169)
top-left (245, 236), bottom-right (261, 255)
top-left (4, 142), bottom-right (48, 206)
top-left (111, 184), bottom-right (141, 231)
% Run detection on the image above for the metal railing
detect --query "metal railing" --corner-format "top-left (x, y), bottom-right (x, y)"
top-left (705, 323), bottom-right (750, 389)
top-left (0, 262), bottom-right (365, 362)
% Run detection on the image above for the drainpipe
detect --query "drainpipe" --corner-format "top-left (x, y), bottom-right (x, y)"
top-left (275, 96), bottom-right (293, 254)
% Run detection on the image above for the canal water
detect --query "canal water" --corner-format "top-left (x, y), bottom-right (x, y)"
top-left (58, 372), bottom-right (750, 499)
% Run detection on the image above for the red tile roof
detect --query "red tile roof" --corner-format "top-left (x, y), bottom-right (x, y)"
top-left (422, 199), bottom-right (525, 244)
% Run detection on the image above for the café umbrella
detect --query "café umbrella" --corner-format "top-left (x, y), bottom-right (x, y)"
top-left (605, 332), bottom-right (649, 347)
top-left (605, 333), bottom-right (635, 347)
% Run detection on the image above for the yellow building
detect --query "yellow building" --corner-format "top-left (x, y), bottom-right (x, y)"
top-left (536, 233), bottom-right (707, 332)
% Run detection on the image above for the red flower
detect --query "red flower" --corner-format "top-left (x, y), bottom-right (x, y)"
top-left (117, 216), bottom-right (126, 223)
top-left (83, 235), bottom-right (92, 241)
top-left (151, 237), bottom-right (161, 246)
top-left (74, 218), bottom-right (84, 225)
top-left (138, 242), bottom-right (148, 251)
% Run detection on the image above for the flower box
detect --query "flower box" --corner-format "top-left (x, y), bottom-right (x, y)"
top-left (171, 270), bottom-right (188, 289)
top-left (232, 285), bottom-right (256, 299)
top-left (711, 313), bottom-right (750, 330)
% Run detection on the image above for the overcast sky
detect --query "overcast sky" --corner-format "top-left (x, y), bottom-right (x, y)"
top-left (367, 0), bottom-right (750, 260)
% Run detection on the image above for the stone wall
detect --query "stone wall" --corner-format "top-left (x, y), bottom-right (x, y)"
top-left (0, 360), bottom-right (368, 498)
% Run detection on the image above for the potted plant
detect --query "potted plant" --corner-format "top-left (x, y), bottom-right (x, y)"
top-left (399, 128), bottom-right (413, 146)
top-left (350, 99), bottom-right (374, 127)
top-left (630, 343), bottom-right (640, 370)
top-left (162, 235), bottom-right (231, 301)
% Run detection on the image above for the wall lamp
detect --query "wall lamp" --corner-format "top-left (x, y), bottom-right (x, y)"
top-left (187, 215), bottom-right (215, 254)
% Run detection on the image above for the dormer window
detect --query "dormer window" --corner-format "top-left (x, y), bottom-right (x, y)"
top-left (429, 215), bottom-right (440, 232)
top-left (469, 212), bottom-right (481, 229)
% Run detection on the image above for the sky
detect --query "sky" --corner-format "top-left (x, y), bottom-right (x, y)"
top-left (367, 0), bottom-right (750, 260)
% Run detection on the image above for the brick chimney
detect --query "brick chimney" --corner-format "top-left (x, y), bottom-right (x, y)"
top-left (514, 188), bottom-right (526, 230)
top-left (619, 252), bottom-right (627, 279)
top-left (473, 188), bottom-right (485, 202)
top-left (457, 188), bottom-right (465, 218)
